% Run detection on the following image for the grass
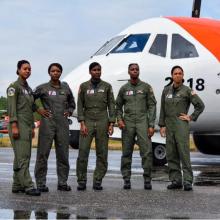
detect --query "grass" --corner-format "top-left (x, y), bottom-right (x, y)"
top-left (0, 129), bottom-right (197, 151)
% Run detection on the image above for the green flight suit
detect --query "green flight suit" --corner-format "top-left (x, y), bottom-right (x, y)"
top-left (7, 77), bottom-right (35, 191)
top-left (33, 81), bottom-right (75, 187)
top-left (116, 79), bottom-right (156, 182)
top-left (76, 79), bottom-right (115, 184)
top-left (159, 84), bottom-right (205, 184)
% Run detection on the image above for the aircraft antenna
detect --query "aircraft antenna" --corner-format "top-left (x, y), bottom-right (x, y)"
top-left (192, 0), bottom-right (202, 17)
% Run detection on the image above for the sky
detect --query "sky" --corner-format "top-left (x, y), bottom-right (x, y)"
top-left (0, 0), bottom-right (220, 96)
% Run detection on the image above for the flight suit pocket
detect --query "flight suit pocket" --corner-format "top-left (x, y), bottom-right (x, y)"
top-left (174, 94), bottom-right (188, 103)
top-left (102, 94), bottom-right (107, 104)
top-left (175, 95), bottom-right (189, 114)
top-left (18, 123), bottom-right (32, 141)
top-left (97, 90), bottom-right (107, 108)
top-left (124, 105), bottom-right (132, 114)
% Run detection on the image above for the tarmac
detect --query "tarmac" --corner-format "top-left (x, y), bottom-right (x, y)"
top-left (0, 147), bottom-right (220, 219)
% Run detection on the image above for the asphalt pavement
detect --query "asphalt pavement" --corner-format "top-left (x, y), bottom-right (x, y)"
top-left (0, 147), bottom-right (220, 219)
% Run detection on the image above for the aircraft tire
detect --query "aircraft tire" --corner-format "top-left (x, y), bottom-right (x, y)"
top-left (69, 130), bottom-right (80, 149)
top-left (152, 143), bottom-right (167, 166)
top-left (193, 133), bottom-right (220, 155)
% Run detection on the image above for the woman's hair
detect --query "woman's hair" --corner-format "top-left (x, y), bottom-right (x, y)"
top-left (16, 60), bottom-right (30, 75)
top-left (171, 65), bottom-right (184, 75)
top-left (89, 62), bottom-right (101, 71)
top-left (48, 63), bottom-right (63, 73)
top-left (128, 63), bottom-right (139, 70)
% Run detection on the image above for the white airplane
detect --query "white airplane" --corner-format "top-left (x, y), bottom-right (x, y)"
top-left (63, 15), bottom-right (220, 166)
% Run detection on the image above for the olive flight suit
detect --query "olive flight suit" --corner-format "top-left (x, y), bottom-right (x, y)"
top-left (7, 77), bottom-right (35, 192)
top-left (76, 79), bottom-right (115, 185)
top-left (116, 79), bottom-right (157, 182)
top-left (159, 84), bottom-right (205, 185)
top-left (34, 81), bottom-right (75, 187)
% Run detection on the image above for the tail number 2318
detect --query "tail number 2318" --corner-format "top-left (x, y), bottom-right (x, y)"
top-left (165, 77), bottom-right (205, 91)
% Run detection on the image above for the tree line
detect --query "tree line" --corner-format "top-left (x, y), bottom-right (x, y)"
top-left (0, 96), bottom-right (41, 121)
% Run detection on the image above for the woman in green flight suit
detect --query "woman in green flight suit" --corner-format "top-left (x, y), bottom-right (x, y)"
top-left (7, 60), bottom-right (40, 196)
top-left (159, 65), bottom-right (205, 191)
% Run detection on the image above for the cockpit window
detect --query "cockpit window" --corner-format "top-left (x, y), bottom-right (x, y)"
top-left (149, 34), bottom-right (167, 57)
top-left (93, 35), bottom-right (126, 56)
top-left (171, 34), bottom-right (198, 59)
top-left (110, 34), bottom-right (150, 53)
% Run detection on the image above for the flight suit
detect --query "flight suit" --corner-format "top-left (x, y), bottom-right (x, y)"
top-left (34, 81), bottom-right (75, 187)
top-left (116, 79), bottom-right (156, 182)
top-left (159, 84), bottom-right (205, 184)
top-left (7, 77), bottom-right (35, 192)
top-left (76, 79), bottom-right (115, 184)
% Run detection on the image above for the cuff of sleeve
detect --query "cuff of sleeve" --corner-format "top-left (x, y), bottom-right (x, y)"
top-left (77, 116), bottom-right (85, 122)
top-left (32, 105), bottom-right (37, 112)
top-left (158, 123), bottom-right (165, 127)
top-left (148, 124), bottom-right (154, 128)
top-left (109, 117), bottom-right (116, 123)
top-left (9, 117), bottom-right (17, 123)
top-left (68, 108), bottom-right (74, 115)
top-left (190, 114), bottom-right (196, 121)
top-left (116, 117), bottom-right (123, 122)
top-left (68, 108), bottom-right (74, 113)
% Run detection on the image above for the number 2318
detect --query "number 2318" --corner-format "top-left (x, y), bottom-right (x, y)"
top-left (165, 77), bottom-right (205, 91)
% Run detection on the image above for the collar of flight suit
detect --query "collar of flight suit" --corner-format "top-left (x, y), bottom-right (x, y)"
top-left (17, 77), bottom-right (29, 88)
top-left (171, 83), bottom-right (184, 93)
top-left (89, 79), bottom-right (102, 89)
top-left (128, 78), bottom-right (141, 87)
top-left (49, 80), bottom-right (61, 89)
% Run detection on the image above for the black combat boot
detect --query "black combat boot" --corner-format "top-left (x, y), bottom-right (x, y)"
top-left (167, 181), bottom-right (183, 190)
top-left (25, 188), bottom-right (41, 196)
top-left (77, 182), bottom-right (86, 191)
top-left (144, 181), bottom-right (152, 190)
top-left (12, 188), bottom-right (25, 193)
top-left (37, 185), bottom-right (49, 192)
top-left (57, 184), bottom-right (71, 191)
top-left (93, 181), bottom-right (103, 191)
top-left (123, 179), bottom-right (131, 190)
top-left (184, 183), bottom-right (193, 191)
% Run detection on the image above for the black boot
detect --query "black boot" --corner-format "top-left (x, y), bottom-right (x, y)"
top-left (57, 184), bottom-right (71, 191)
top-left (123, 179), bottom-right (131, 190)
top-left (184, 183), bottom-right (193, 191)
top-left (167, 181), bottom-right (183, 190)
top-left (37, 185), bottom-right (49, 192)
top-left (12, 188), bottom-right (25, 193)
top-left (77, 182), bottom-right (86, 191)
top-left (144, 181), bottom-right (152, 190)
top-left (93, 181), bottom-right (103, 191)
top-left (25, 188), bottom-right (41, 196)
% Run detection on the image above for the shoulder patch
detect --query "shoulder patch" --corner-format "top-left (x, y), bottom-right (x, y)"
top-left (7, 87), bottom-right (15, 96)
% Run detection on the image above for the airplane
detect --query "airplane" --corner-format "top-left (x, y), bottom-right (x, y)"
top-left (63, 2), bottom-right (220, 166)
